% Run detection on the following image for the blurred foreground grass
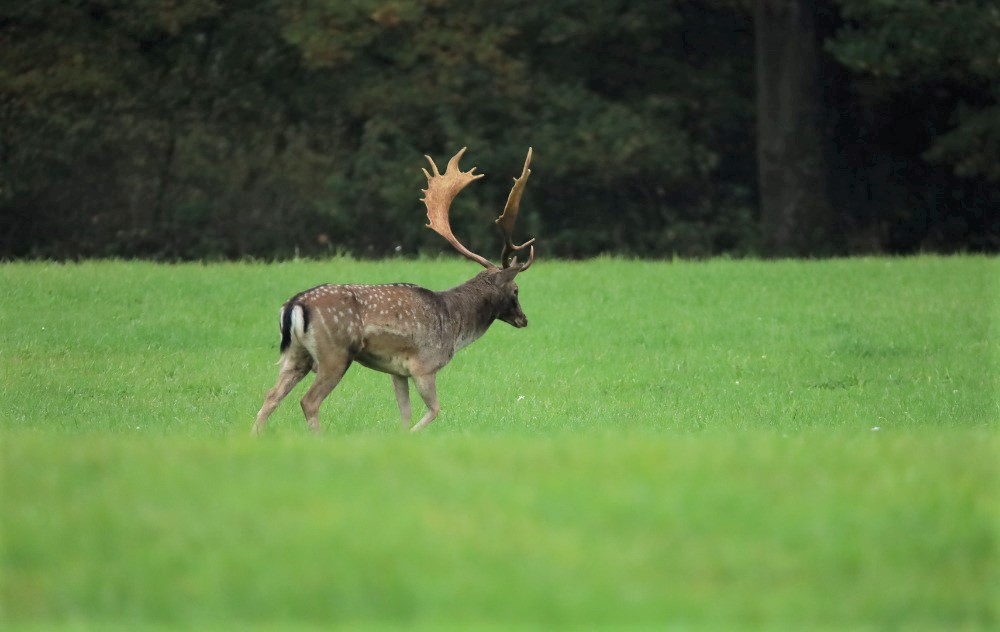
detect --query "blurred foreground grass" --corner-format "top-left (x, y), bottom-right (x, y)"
top-left (5, 431), bottom-right (995, 629)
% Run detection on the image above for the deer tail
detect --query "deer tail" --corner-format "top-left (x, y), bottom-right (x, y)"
top-left (279, 302), bottom-right (310, 353)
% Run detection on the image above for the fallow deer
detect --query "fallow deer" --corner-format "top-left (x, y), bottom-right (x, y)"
top-left (252, 147), bottom-right (536, 435)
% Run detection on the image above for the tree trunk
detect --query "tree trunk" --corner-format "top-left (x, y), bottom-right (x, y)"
top-left (755, 0), bottom-right (838, 256)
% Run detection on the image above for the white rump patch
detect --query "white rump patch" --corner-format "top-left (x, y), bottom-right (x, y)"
top-left (286, 304), bottom-right (317, 358)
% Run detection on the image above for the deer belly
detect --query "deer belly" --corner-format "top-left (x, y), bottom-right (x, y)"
top-left (355, 351), bottom-right (411, 376)
top-left (354, 334), bottom-right (421, 376)
top-left (355, 331), bottom-right (453, 376)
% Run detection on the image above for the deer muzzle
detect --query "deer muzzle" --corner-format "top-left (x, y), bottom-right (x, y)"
top-left (502, 312), bottom-right (528, 328)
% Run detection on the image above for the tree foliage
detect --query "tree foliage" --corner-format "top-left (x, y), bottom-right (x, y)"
top-left (825, 0), bottom-right (1000, 251)
top-left (0, 0), bottom-right (995, 259)
top-left (829, 0), bottom-right (999, 181)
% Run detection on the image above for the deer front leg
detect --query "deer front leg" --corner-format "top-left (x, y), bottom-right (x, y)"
top-left (392, 375), bottom-right (412, 430)
top-left (410, 373), bottom-right (440, 432)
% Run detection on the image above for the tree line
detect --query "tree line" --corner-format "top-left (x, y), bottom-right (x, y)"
top-left (1, 0), bottom-right (997, 260)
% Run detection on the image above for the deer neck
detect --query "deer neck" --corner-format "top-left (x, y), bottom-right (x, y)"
top-left (440, 274), bottom-right (502, 351)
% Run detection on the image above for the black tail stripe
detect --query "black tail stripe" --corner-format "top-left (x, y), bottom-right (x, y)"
top-left (279, 304), bottom-right (294, 352)
top-left (278, 300), bottom-right (312, 353)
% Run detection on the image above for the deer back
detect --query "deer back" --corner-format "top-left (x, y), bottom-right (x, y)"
top-left (287, 282), bottom-right (440, 336)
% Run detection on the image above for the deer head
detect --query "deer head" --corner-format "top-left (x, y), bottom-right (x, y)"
top-left (422, 147), bottom-right (535, 329)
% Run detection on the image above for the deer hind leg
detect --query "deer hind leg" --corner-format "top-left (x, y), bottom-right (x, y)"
top-left (252, 351), bottom-right (312, 436)
top-left (392, 375), bottom-right (412, 430)
top-left (410, 373), bottom-right (440, 433)
top-left (299, 351), bottom-right (352, 434)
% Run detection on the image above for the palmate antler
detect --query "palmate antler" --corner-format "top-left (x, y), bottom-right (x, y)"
top-left (495, 148), bottom-right (535, 270)
top-left (421, 147), bottom-right (535, 270)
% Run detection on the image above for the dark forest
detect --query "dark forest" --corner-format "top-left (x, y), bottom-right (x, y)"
top-left (2, 0), bottom-right (997, 260)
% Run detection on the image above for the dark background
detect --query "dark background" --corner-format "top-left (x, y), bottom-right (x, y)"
top-left (2, 0), bottom-right (997, 260)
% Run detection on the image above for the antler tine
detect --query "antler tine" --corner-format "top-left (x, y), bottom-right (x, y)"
top-left (509, 243), bottom-right (535, 272)
top-left (421, 147), bottom-right (493, 269)
top-left (495, 147), bottom-right (536, 268)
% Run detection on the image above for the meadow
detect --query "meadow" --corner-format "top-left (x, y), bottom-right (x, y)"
top-left (1, 256), bottom-right (997, 629)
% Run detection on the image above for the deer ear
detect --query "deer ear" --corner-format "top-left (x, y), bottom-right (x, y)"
top-left (492, 266), bottom-right (520, 287)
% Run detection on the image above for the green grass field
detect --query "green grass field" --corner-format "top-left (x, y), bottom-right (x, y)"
top-left (2, 256), bottom-right (997, 629)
